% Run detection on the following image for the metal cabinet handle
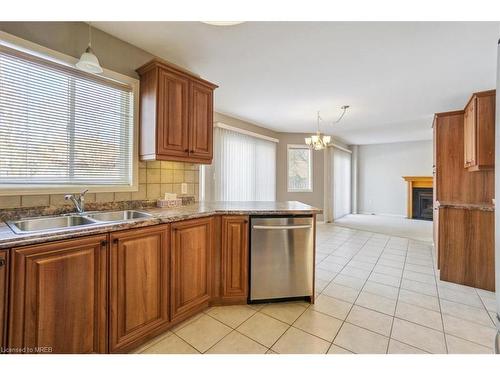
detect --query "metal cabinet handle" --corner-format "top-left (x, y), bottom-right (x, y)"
top-left (252, 225), bottom-right (312, 230)
top-left (0, 259), bottom-right (5, 267)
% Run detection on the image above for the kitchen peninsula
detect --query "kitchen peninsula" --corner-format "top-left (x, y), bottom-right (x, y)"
top-left (0, 201), bottom-right (320, 354)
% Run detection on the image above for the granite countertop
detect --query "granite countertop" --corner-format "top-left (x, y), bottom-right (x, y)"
top-left (0, 201), bottom-right (322, 249)
top-left (436, 201), bottom-right (495, 212)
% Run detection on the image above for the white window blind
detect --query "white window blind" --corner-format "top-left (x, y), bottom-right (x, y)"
top-left (333, 147), bottom-right (352, 220)
top-left (203, 127), bottom-right (276, 201)
top-left (0, 46), bottom-right (134, 186)
top-left (287, 145), bottom-right (312, 192)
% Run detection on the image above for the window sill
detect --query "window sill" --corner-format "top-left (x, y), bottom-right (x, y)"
top-left (287, 189), bottom-right (313, 193)
top-left (0, 183), bottom-right (138, 196)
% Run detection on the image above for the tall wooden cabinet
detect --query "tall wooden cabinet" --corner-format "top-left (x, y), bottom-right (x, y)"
top-left (0, 250), bottom-right (8, 348)
top-left (433, 89), bottom-right (496, 291)
top-left (137, 59), bottom-right (217, 164)
top-left (109, 225), bottom-right (170, 353)
top-left (170, 217), bottom-right (214, 323)
top-left (8, 235), bottom-right (108, 353)
top-left (221, 216), bottom-right (249, 303)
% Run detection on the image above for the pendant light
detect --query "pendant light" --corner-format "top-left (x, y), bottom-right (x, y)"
top-left (305, 106), bottom-right (350, 151)
top-left (76, 23), bottom-right (103, 74)
top-left (305, 111), bottom-right (331, 151)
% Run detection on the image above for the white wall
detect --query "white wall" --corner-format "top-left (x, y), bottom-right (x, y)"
top-left (357, 140), bottom-right (433, 216)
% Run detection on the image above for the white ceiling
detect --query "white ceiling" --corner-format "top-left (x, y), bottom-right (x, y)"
top-left (93, 21), bottom-right (500, 145)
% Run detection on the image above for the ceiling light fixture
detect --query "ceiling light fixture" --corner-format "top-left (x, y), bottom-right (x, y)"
top-left (201, 21), bottom-right (245, 26)
top-left (305, 111), bottom-right (332, 151)
top-left (305, 106), bottom-right (350, 151)
top-left (76, 23), bottom-right (103, 74)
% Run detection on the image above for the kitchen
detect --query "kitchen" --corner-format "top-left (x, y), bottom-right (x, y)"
top-left (0, 23), bottom-right (323, 354)
top-left (1, 3), bottom-right (500, 373)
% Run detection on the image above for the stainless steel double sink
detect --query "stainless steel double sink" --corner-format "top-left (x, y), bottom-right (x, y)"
top-left (7, 210), bottom-right (153, 234)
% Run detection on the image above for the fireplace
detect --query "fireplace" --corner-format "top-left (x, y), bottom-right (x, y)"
top-left (412, 188), bottom-right (433, 220)
top-left (402, 176), bottom-right (433, 220)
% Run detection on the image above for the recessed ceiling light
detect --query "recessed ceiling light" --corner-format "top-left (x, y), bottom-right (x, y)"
top-left (201, 21), bottom-right (245, 26)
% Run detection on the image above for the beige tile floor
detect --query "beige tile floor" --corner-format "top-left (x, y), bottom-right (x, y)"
top-left (136, 223), bottom-right (497, 354)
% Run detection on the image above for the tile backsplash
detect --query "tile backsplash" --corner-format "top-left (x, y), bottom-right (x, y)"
top-left (0, 161), bottom-right (200, 209)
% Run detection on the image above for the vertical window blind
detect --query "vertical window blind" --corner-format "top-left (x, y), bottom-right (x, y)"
top-left (333, 147), bottom-right (352, 220)
top-left (0, 46), bottom-right (134, 186)
top-left (203, 127), bottom-right (277, 201)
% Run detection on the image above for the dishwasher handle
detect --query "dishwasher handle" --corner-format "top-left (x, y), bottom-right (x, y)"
top-left (252, 224), bottom-right (312, 230)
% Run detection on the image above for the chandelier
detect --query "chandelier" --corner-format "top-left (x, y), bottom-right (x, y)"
top-left (305, 106), bottom-right (349, 151)
top-left (305, 111), bottom-right (331, 150)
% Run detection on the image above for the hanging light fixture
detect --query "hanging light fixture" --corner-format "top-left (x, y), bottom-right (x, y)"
top-left (305, 106), bottom-right (350, 151)
top-left (305, 111), bottom-right (331, 151)
top-left (76, 23), bottom-right (103, 74)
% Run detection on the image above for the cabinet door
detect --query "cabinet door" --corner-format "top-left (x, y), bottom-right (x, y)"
top-left (109, 225), bottom-right (170, 353)
top-left (438, 207), bottom-right (494, 291)
top-left (189, 82), bottom-right (214, 161)
top-left (157, 68), bottom-right (190, 158)
top-left (9, 235), bottom-right (108, 353)
top-left (475, 93), bottom-right (495, 169)
top-left (171, 217), bottom-right (213, 322)
top-left (0, 250), bottom-right (8, 348)
top-left (221, 216), bottom-right (249, 301)
top-left (463, 99), bottom-right (476, 168)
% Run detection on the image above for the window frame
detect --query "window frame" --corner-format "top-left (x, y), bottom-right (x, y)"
top-left (0, 31), bottom-right (139, 196)
top-left (287, 144), bottom-right (313, 193)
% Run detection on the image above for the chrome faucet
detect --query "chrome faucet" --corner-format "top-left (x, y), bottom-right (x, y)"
top-left (64, 189), bottom-right (89, 214)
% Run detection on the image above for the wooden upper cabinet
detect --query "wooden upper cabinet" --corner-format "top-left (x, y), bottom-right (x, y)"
top-left (189, 82), bottom-right (214, 160)
top-left (9, 235), bottom-right (108, 354)
top-left (463, 98), bottom-right (476, 168)
top-left (137, 59), bottom-right (218, 164)
top-left (463, 90), bottom-right (495, 171)
top-left (157, 69), bottom-right (190, 157)
top-left (170, 217), bottom-right (214, 323)
top-left (0, 250), bottom-right (8, 349)
top-left (434, 110), bottom-right (494, 204)
top-left (221, 216), bottom-right (249, 301)
top-left (109, 225), bottom-right (170, 353)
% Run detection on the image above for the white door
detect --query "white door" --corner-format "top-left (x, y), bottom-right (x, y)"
top-left (333, 147), bottom-right (352, 220)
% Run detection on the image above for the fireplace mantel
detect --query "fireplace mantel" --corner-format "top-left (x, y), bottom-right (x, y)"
top-left (402, 176), bottom-right (433, 219)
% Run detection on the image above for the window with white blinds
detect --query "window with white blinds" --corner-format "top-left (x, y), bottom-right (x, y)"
top-left (202, 126), bottom-right (277, 201)
top-left (0, 46), bottom-right (134, 187)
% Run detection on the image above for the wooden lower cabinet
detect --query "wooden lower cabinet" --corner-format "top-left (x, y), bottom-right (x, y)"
top-left (8, 235), bottom-right (108, 353)
top-left (109, 225), bottom-right (170, 353)
top-left (2, 214), bottom-right (254, 353)
top-left (438, 207), bottom-right (494, 291)
top-left (171, 217), bottom-right (214, 322)
top-left (221, 216), bottom-right (249, 302)
top-left (0, 250), bottom-right (8, 349)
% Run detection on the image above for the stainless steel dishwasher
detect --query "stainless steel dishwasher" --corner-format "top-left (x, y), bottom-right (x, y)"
top-left (250, 216), bottom-right (314, 302)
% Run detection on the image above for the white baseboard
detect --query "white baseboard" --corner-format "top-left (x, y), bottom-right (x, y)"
top-left (357, 212), bottom-right (406, 218)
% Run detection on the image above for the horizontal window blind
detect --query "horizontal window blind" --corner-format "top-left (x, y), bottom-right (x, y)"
top-left (0, 46), bottom-right (134, 186)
